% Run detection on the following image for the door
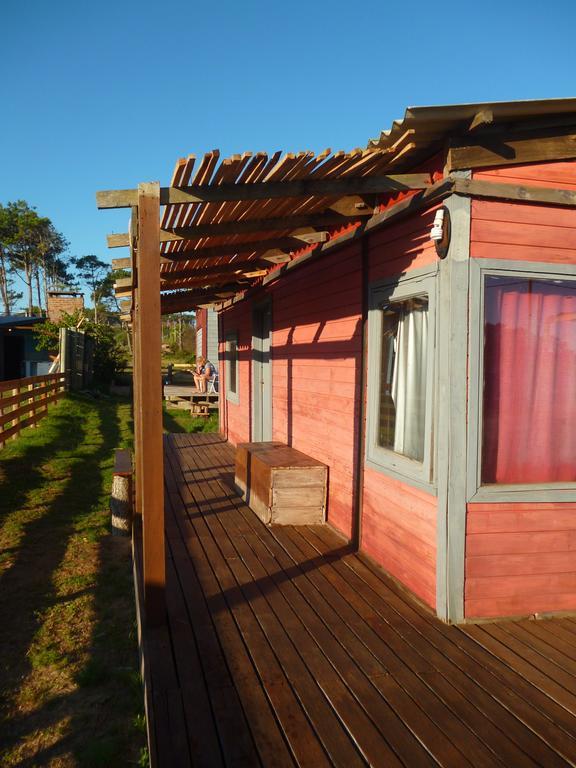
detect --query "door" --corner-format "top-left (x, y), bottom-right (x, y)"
top-left (3, 335), bottom-right (24, 380)
top-left (252, 301), bottom-right (272, 441)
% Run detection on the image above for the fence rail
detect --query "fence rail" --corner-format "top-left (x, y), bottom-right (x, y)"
top-left (0, 373), bottom-right (67, 448)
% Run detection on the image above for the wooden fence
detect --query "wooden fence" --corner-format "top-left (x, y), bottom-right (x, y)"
top-left (0, 373), bottom-right (67, 448)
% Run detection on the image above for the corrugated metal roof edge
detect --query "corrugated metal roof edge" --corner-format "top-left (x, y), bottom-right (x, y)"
top-left (369, 96), bottom-right (576, 147)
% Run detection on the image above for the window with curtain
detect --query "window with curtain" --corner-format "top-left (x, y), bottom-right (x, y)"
top-left (379, 296), bottom-right (429, 462)
top-left (482, 275), bottom-right (576, 485)
top-left (367, 270), bottom-right (436, 488)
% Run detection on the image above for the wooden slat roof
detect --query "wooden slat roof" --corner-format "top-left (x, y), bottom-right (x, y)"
top-left (102, 97), bottom-right (576, 314)
top-left (154, 146), bottom-right (430, 309)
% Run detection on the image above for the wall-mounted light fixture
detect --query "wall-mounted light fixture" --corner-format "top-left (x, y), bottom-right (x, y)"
top-left (430, 206), bottom-right (451, 259)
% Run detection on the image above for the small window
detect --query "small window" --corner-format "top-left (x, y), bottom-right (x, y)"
top-left (225, 332), bottom-right (239, 404)
top-left (481, 274), bottom-right (576, 485)
top-left (379, 296), bottom-right (429, 461)
top-left (367, 271), bottom-right (436, 488)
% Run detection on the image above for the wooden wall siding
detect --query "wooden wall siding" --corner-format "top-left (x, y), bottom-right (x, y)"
top-left (218, 206), bottom-right (440, 601)
top-left (465, 502), bottom-right (576, 618)
top-left (362, 210), bottom-right (439, 609)
top-left (471, 160), bottom-right (576, 263)
top-left (221, 301), bottom-right (253, 447)
top-left (473, 159), bottom-right (576, 189)
top-left (272, 243), bottom-right (362, 538)
top-left (195, 308), bottom-right (207, 358)
top-left (362, 468), bottom-right (437, 609)
top-left (368, 206), bottom-right (438, 282)
top-left (206, 308), bottom-right (219, 367)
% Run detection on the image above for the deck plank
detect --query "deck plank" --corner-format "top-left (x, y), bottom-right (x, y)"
top-left (134, 433), bottom-right (576, 767)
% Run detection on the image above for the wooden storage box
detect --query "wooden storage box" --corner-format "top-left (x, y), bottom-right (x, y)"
top-left (235, 442), bottom-right (327, 525)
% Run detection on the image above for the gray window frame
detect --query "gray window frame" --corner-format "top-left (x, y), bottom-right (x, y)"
top-left (366, 267), bottom-right (438, 492)
top-left (467, 258), bottom-right (576, 502)
top-left (225, 331), bottom-right (240, 405)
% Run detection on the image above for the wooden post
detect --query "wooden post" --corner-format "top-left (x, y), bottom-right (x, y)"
top-left (11, 386), bottom-right (19, 441)
top-left (135, 183), bottom-right (165, 626)
top-left (28, 381), bottom-right (37, 427)
top-left (131, 207), bottom-right (143, 519)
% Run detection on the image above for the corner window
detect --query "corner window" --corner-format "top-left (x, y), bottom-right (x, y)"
top-left (225, 332), bottom-right (239, 404)
top-left (367, 271), bottom-right (436, 489)
top-left (482, 275), bottom-right (576, 485)
top-left (468, 261), bottom-right (576, 501)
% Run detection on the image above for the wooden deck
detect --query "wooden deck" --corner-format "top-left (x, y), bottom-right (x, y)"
top-left (134, 433), bottom-right (576, 767)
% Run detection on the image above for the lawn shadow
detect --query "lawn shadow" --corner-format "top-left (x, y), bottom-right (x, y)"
top-left (163, 407), bottom-right (188, 434)
top-left (0, 395), bottom-right (145, 766)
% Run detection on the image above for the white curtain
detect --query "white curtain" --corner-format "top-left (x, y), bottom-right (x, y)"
top-left (391, 304), bottom-right (428, 461)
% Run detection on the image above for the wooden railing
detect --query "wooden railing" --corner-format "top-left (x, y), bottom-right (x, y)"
top-left (0, 373), bottom-right (67, 448)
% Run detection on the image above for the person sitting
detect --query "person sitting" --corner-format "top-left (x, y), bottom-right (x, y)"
top-left (192, 356), bottom-right (215, 393)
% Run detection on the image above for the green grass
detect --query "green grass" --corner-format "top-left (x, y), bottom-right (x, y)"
top-left (161, 352), bottom-right (195, 365)
top-left (163, 403), bottom-right (218, 434)
top-left (0, 394), bottom-right (146, 767)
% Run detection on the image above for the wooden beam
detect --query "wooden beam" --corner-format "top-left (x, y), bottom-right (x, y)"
top-left (135, 182), bottom-right (165, 627)
top-left (115, 289), bottom-right (132, 298)
top-left (447, 128), bottom-right (576, 171)
top-left (468, 109), bottom-right (494, 132)
top-left (161, 275), bottom-right (250, 290)
top-left (159, 235), bottom-right (318, 263)
top-left (452, 177), bottom-right (576, 207)
top-left (112, 257), bottom-right (132, 270)
top-left (96, 173), bottom-right (432, 209)
top-left (108, 211), bottom-right (371, 248)
top-left (114, 276), bottom-right (133, 289)
top-left (161, 287), bottom-right (236, 307)
top-left (160, 260), bottom-right (270, 281)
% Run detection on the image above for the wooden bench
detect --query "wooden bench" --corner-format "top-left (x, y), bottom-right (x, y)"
top-left (111, 449), bottom-right (133, 535)
top-left (235, 442), bottom-right (327, 525)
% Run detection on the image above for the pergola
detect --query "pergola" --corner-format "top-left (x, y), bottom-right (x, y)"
top-left (97, 99), bottom-right (576, 626)
top-left (97, 146), bottom-right (436, 625)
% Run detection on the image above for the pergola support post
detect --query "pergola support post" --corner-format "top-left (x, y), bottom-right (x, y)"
top-left (134, 182), bottom-right (165, 626)
top-left (131, 207), bottom-right (143, 519)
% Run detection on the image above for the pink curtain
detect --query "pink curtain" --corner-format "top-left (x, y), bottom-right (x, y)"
top-left (482, 277), bottom-right (576, 484)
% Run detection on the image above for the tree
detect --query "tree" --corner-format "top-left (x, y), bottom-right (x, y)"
top-left (72, 255), bottom-right (110, 324)
top-left (0, 201), bottom-right (69, 315)
top-left (36, 222), bottom-right (69, 308)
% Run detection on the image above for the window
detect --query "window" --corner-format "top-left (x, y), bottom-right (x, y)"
top-left (482, 275), bottom-right (576, 484)
top-left (379, 296), bottom-right (429, 461)
top-left (468, 261), bottom-right (576, 500)
top-left (367, 271), bottom-right (436, 488)
top-left (225, 332), bottom-right (239, 404)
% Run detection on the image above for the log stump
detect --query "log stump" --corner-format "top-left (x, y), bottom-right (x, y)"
top-left (111, 449), bottom-right (133, 536)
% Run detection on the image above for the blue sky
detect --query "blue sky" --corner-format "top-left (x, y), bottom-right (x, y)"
top-left (2, 0), bottom-right (575, 303)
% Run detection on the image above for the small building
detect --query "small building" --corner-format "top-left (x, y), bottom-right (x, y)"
top-left (0, 315), bottom-right (52, 380)
top-left (47, 288), bottom-right (84, 323)
top-left (103, 97), bottom-right (576, 625)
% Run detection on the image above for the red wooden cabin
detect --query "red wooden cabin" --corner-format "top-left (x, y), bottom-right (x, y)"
top-left (103, 98), bottom-right (576, 624)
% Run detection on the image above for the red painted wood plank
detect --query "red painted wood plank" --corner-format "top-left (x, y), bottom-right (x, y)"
top-left (466, 551), bottom-right (576, 578)
top-left (471, 241), bottom-right (576, 263)
top-left (472, 199), bottom-right (576, 228)
top-left (465, 592), bottom-right (576, 619)
top-left (467, 530), bottom-right (576, 557)
top-left (465, 572), bottom-right (576, 599)
top-left (467, 504), bottom-right (576, 534)
top-left (471, 218), bottom-right (576, 250)
top-left (473, 160), bottom-right (576, 186)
